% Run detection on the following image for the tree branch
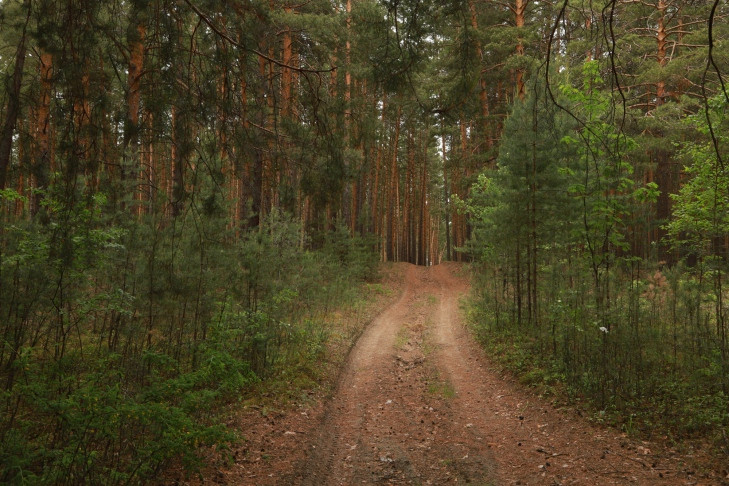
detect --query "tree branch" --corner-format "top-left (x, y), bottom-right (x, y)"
top-left (701, 0), bottom-right (726, 169)
top-left (180, 0), bottom-right (336, 74)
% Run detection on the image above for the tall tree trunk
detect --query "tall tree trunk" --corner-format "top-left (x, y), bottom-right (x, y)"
top-left (345, 0), bottom-right (352, 114)
top-left (387, 105), bottom-right (402, 261)
top-left (281, 7), bottom-right (293, 118)
top-left (0, 2), bottom-right (31, 190)
top-left (656, 0), bottom-right (667, 105)
top-left (235, 28), bottom-right (255, 229)
top-left (216, 36), bottom-right (233, 229)
top-left (171, 106), bottom-right (186, 218)
top-left (125, 18), bottom-right (146, 206)
top-left (15, 118), bottom-right (26, 217)
top-left (469, 0), bottom-right (491, 151)
top-left (373, 94), bottom-right (386, 239)
top-left (514, 0), bottom-right (526, 100)
top-left (405, 129), bottom-right (414, 262)
top-left (261, 46), bottom-right (275, 220)
top-left (145, 111), bottom-right (156, 211)
top-left (442, 123), bottom-right (451, 262)
top-left (452, 117), bottom-right (469, 261)
top-left (652, 0), bottom-right (673, 259)
top-left (419, 129), bottom-right (428, 266)
top-left (73, 70), bottom-right (92, 190)
top-left (249, 47), bottom-right (264, 229)
top-left (98, 54), bottom-right (114, 195)
top-left (31, 51), bottom-right (54, 216)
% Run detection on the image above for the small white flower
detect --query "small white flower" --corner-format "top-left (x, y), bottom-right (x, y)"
top-left (599, 326), bottom-right (609, 334)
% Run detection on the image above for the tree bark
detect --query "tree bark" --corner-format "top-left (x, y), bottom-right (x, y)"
top-left (514, 0), bottom-right (526, 100)
top-left (31, 51), bottom-right (54, 216)
top-left (123, 11), bottom-right (146, 213)
top-left (469, 0), bottom-right (491, 149)
top-left (387, 105), bottom-right (402, 261)
top-left (442, 122), bottom-right (451, 262)
top-left (373, 94), bottom-right (386, 238)
top-left (0, 2), bottom-right (31, 190)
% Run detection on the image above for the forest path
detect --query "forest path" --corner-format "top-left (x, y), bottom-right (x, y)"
top-left (285, 262), bottom-right (704, 485)
top-left (208, 263), bottom-right (718, 485)
top-left (290, 263), bottom-right (498, 485)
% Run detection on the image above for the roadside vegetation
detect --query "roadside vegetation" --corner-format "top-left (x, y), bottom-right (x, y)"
top-left (462, 70), bottom-right (729, 456)
top-left (0, 200), bottom-right (379, 483)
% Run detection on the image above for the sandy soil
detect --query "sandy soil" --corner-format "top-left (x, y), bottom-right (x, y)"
top-left (187, 263), bottom-right (726, 485)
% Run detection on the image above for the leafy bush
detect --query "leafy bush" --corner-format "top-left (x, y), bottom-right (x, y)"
top-left (0, 191), bottom-right (378, 482)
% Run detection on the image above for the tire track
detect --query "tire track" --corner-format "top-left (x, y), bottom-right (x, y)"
top-left (286, 263), bottom-right (711, 485)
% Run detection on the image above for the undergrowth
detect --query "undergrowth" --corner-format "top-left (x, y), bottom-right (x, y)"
top-left (466, 280), bottom-right (729, 456)
top-left (0, 194), bottom-right (380, 484)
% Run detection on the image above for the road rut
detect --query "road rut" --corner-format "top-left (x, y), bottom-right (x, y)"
top-left (203, 263), bottom-right (722, 485)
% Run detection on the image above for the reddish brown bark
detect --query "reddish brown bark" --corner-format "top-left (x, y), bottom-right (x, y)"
top-left (442, 120), bottom-right (451, 262)
top-left (387, 106), bottom-right (402, 261)
top-left (652, 0), bottom-right (674, 259)
top-left (29, 51), bottom-right (54, 216)
top-left (15, 118), bottom-right (26, 217)
top-left (170, 105), bottom-right (186, 218)
top-left (127, 25), bottom-right (145, 139)
top-left (656, 0), bottom-right (667, 105)
top-left (469, 0), bottom-right (491, 149)
top-left (404, 130), bottom-right (413, 261)
top-left (451, 118), bottom-right (469, 261)
top-left (125, 20), bottom-right (146, 214)
top-left (345, 0), bottom-right (352, 117)
top-left (140, 111), bottom-right (155, 212)
top-left (373, 94), bottom-right (386, 238)
top-left (514, 0), bottom-right (526, 100)
top-left (282, 7), bottom-right (293, 117)
top-left (419, 131), bottom-right (428, 266)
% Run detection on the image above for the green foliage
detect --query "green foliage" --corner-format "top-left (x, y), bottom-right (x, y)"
top-left (667, 96), bottom-right (729, 256)
top-left (559, 62), bottom-right (646, 265)
top-left (1, 352), bottom-right (241, 484)
top-left (465, 62), bottom-right (729, 451)
top-left (0, 186), bottom-right (379, 482)
top-left (462, 81), bottom-right (577, 258)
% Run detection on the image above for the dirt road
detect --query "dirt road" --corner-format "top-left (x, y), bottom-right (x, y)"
top-left (208, 263), bottom-right (722, 485)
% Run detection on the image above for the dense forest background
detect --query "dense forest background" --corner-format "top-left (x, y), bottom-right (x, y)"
top-left (0, 0), bottom-right (728, 482)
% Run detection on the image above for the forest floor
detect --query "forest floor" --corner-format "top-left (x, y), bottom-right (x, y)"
top-left (187, 263), bottom-right (726, 485)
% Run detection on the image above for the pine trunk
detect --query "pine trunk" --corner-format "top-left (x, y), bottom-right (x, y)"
top-left (125, 21), bottom-right (146, 211)
top-left (514, 0), bottom-right (526, 100)
top-left (0, 5), bottom-right (30, 190)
